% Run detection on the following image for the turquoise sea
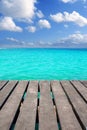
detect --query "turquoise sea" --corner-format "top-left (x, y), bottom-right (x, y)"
top-left (0, 48), bottom-right (87, 80)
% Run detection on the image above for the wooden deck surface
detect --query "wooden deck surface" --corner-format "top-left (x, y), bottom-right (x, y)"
top-left (0, 80), bottom-right (87, 130)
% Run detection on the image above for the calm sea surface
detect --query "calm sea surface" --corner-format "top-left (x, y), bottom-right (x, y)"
top-left (0, 48), bottom-right (87, 80)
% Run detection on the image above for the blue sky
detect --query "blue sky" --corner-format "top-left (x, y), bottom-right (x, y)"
top-left (0, 0), bottom-right (87, 48)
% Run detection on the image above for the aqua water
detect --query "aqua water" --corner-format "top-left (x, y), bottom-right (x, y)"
top-left (0, 48), bottom-right (87, 80)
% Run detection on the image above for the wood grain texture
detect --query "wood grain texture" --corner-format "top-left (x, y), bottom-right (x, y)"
top-left (51, 80), bottom-right (82, 130)
top-left (0, 81), bottom-right (28, 130)
top-left (0, 80), bottom-right (18, 108)
top-left (0, 80), bottom-right (8, 90)
top-left (39, 81), bottom-right (58, 130)
top-left (71, 80), bottom-right (87, 103)
top-left (15, 81), bottom-right (38, 130)
top-left (0, 80), bottom-right (86, 130)
top-left (61, 81), bottom-right (87, 130)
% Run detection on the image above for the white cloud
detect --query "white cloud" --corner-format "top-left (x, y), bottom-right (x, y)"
top-left (67, 33), bottom-right (85, 43)
top-left (36, 10), bottom-right (44, 18)
top-left (6, 37), bottom-right (37, 47)
top-left (26, 26), bottom-right (36, 33)
top-left (17, 18), bottom-right (33, 24)
top-left (61, 0), bottom-right (87, 3)
top-left (61, 0), bottom-right (77, 3)
top-left (51, 13), bottom-right (64, 22)
top-left (50, 11), bottom-right (87, 27)
top-left (6, 37), bottom-right (19, 42)
top-left (0, 0), bottom-right (36, 19)
top-left (38, 19), bottom-right (51, 29)
top-left (0, 17), bottom-right (22, 32)
top-left (59, 33), bottom-right (87, 44)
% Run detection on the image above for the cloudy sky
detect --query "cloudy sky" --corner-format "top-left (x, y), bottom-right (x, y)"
top-left (0, 0), bottom-right (87, 48)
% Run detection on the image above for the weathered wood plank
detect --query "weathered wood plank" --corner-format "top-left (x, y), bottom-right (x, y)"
top-left (0, 80), bottom-right (8, 90)
top-left (39, 81), bottom-right (58, 130)
top-left (71, 80), bottom-right (87, 103)
top-left (51, 80), bottom-right (82, 130)
top-left (15, 81), bottom-right (38, 130)
top-left (80, 80), bottom-right (87, 88)
top-left (0, 80), bottom-right (18, 109)
top-left (61, 81), bottom-right (87, 130)
top-left (0, 81), bottom-right (28, 130)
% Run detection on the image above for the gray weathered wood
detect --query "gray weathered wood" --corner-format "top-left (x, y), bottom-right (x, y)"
top-left (51, 80), bottom-right (82, 130)
top-left (0, 81), bottom-right (28, 130)
top-left (71, 80), bottom-right (87, 103)
top-left (61, 81), bottom-right (87, 130)
top-left (0, 80), bottom-right (86, 130)
top-left (80, 80), bottom-right (87, 88)
top-left (15, 81), bottom-right (38, 130)
top-left (0, 80), bottom-right (18, 108)
top-left (39, 81), bottom-right (58, 130)
top-left (0, 80), bottom-right (8, 90)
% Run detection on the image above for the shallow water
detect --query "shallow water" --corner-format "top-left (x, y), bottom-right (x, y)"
top-left (0, 48), bottom-right (87, 80)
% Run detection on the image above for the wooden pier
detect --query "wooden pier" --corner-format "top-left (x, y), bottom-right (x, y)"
top-left (0, 80), bottom-right (87, 130)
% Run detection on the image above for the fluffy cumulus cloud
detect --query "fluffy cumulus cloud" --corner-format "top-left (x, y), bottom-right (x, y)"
top-left (26, 26), bottom-right (36, 33)
top-left (0, 17), bottom-right (22, 32)
top-left (0, 0), bottom-right (37, 31)
top-left (50, 11), bottom-right (87, 27)
top-left (0, 0), bottom-right (36, 19)
top-left (38, 19), bottom-right (51, 29)
top-left (59, 33), bottom-right (87, 44)
top-left (61, 0), bottom-right (77, 3)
